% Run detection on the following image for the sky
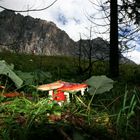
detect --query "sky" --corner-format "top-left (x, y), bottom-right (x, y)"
top-left (0, 0), bottom-right (140, 64)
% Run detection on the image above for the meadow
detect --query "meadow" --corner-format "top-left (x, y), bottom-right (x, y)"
top-left (0, 51), bottom-right (140, 140)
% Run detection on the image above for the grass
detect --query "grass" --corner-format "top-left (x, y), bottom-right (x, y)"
top-left (0, 95), bottom-right (114, 140)
top-left (0, 51), bottom-right (140, 139)
top-left (0, 84), bottom-right (140, 139)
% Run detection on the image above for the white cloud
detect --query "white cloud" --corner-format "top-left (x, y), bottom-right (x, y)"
top-left (123, 50), bottom-right (140, 64)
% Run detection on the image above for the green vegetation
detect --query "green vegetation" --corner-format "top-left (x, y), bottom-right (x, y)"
top-left (0, 51), bottom-right (140, 139)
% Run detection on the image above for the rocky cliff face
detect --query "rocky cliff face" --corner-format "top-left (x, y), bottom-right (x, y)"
top-left (76, 37), bottom-right (134, 64)
top-left (0, 10), bottom-right (135, 64)
top-left (0, 10), bottom-right (75, 55)
top-left (76, 37), bottom-right (110, 60)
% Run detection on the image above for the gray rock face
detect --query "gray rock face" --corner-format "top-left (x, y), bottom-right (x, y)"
top-left (76, 38), bottom-right (110, 60)
top-left (0, 10), bottom-right (75, 55)
top-left (0, 10), bottom-right (135, 64)
top-left (76, 37), bottom-right (135, 64)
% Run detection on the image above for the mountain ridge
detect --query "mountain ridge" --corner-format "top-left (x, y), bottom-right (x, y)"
top-left (0, 10), bottom-right (135, 64)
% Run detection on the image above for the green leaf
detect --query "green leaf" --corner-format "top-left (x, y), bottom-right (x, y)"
top-left (16, 70), bottom-right (52, 85)
top-left (16, 71), bottom-right (35, 85)
top-left (0, 60), bottom-right (23, 88)
top-left (85, 75), bottom-right (114, 95)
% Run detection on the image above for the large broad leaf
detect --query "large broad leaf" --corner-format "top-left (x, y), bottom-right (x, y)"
top-left (33, 69), bottom-right (52, 83)
top-left (15, 71), bottom-right (35, 85)
top-left (85, 75), bottom-right (114, 95)
top-left (16, 70), bottom-right (52, 85)
top-left (0, 60), bottom-right (23, 88)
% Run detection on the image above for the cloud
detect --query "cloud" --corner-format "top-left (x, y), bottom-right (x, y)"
top-left (55, 12), bottom-right (68, 25)
top-left (73, 18), bottom-right (81, 24)
top-left (123, 50), bottom-right (140, 64)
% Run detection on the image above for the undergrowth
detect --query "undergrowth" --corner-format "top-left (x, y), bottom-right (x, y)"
top-left (0, 51), bottom-right (140, 139)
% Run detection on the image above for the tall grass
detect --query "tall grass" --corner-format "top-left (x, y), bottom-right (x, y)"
top-left (116, 86), bottom-right (137, 136)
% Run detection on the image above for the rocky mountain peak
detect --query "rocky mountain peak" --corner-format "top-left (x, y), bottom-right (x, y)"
top-left (0, 10), bottom-right (75, 55)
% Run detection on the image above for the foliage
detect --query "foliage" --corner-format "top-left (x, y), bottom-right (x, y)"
top-left (113, 86), bottom-right (140, 139)
top-left (0, 81), bottom-right (140, 139)
top-left (16, 70), bottom-right (52, 85)
top-left (116, 89), bottom-right (137, 133)
top-left (85, 75), bottom-right (114, 95)
top-left (120, 64), bottom-right (140, 83)
top-left (0, 60), bottom-right (23, 88)
top-left (85, 75), bottom-right (114, 114)
top-left (92, 61), bottom-right (109, 76)
top-left (0, 51), bottom-right (78, 81)
top-left (0, 51), bottom-right (140, 139)
top-left (0, 97), bottom-right (62, 140)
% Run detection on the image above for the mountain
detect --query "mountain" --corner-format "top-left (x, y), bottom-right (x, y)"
top-left (76, 37), bottom-right (110, 60)
top-left (76, 38), bottom-right (135, 64)
top-left (0, 10), bottom-right (75, 55)
top-left (0, 10), bottom-right (135, 64)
